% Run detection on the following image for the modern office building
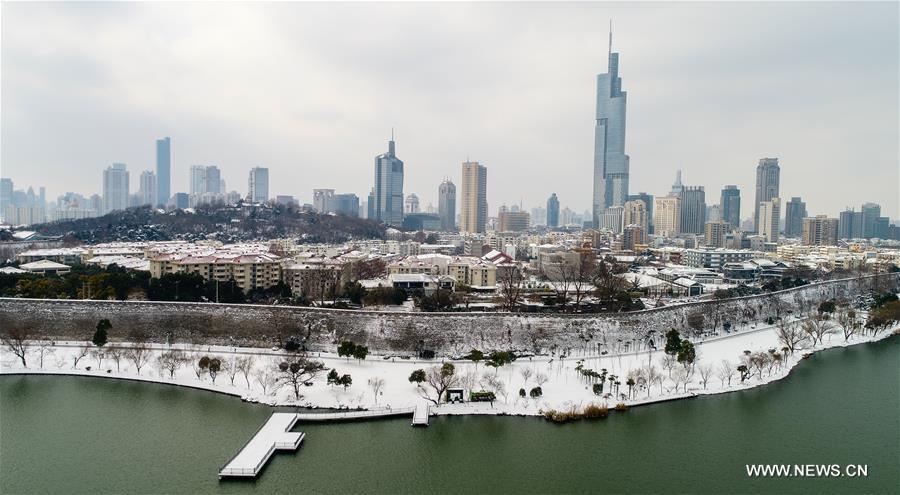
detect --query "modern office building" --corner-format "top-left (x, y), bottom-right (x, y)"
top-left (438, 179), bottom-right (456, 231)
top-left (758, 197), bottom-right (781, 243)
top-left (313, 189), bottom-right (335, 213)
top-left (783, 197), bottom-right (806, 238)
top-left (754, 158), bottom-right (780, 232)
top-left (373, 136), bottom-right (404, 227)
top-left (839, 208), bottom-right (863, 239)
top-left (0, 178), bottom-right (13, 222)
top-left (592, 29), bottom-right (630, 226)
top-left (247, 167), bottom-right (269, 203)
top-left (547, 193), bottom-right (560, 228)
top-left (460, 161), bottom-right (487, 234)
top-left (720, 185), bottom-right (741, 230)
top-left (498, 210), bottom-right (530, 232)
top-left (653, 196), bottom-right (681, 237)
top-left (189, 165), bottom-right (221, 195)
top-left (861, 202), bottom-right (881, 238)
top-left (405, 193), bottom-right (420, 214)
top-left (333, 193), bottom-right (360, 217)
top-left (680, 186), bottom-right (706, 234)
top-left (156, 137), bottom-right (171, 207)
top-left (102, 163), bottom-right (129, 214)
top-left (599, 206), bottom-right (624, 233)
top-left (802, 215), bottom-right (839, 246)
top-left (138, 171), bottom-right (157, 207)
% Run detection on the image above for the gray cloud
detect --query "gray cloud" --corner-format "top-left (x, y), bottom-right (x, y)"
top-left (2, 2), bottom-right (897, 219)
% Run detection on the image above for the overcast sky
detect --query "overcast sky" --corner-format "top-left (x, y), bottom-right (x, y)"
top-left (2, 2), bottom-right (898, 219)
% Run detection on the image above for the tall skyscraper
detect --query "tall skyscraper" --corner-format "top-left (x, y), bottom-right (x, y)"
top-left (783, 197), bottom-right (807, 238)
top-left (247, 167), bottom-right (269, 203)
top-left (438, 179), bottom-right (456, 231)
top-left (653, 196), bottom-right (681, 237)
top-left (205, 167), bottom-right (222, 194)
top-left (546, 193), bottom-right (560, 228)
top-left (592, 28), bottom-right (630, 227)
top-left (333, 193), bottom-right (360, 217)
top-left (460, 161), bottom-right (487, 234)
top-left (759, 197), bottom-right (781, 243)
top-left (156, 137), bottom-right (171, 207)
top-left (405, 193), bottom-right (420, 214)
top-left (373, 136), bottom-right (404, 226)
top-left (754, 158), bottom-right (780, 232)
top-left (190, 165), bottom-right (206, 195)
top-left (680, 186), bottom-right (706, 234)
top-left (0, 178), bottom-right (12, 222)
top-left (720, 185), bottom-right (741, 230)
top-left (138, 170), bottom-right (157, 207)
top-left (313, 189), bottom-right (335, 213)
top-left (102, 163), bottom-right (130, 214)
top-left (622, 199), bottom-right (647, 231)
top-left (861, 202), bottom-right (881, 238)
top-left (839, 208), bottom-right (863, 239)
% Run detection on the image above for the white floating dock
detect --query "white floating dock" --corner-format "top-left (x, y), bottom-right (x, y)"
top-left (294, 407), bottom-right (415, 422)
top-left (412, 401), bottom-right (430, 426)
top-left (219, 413), bottom-right (304, 479)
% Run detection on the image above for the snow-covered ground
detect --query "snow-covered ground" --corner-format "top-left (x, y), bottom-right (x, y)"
top-left (2, 317), bottom-right (897, 417)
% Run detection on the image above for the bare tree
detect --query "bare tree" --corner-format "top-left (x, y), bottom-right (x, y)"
top-left (671, 367), bottom-right (690, 393)
top-left (421, 363), bottom-right (460, 405)
top-left (222, 358), bottom-right (240, 385)
top-left (34, 341), bottom-right (55, 369)
top-left (157, 350), bottom-right (186, 379)
top-left (237, 356), bottom-right (254, 388)
top-left (775, 319), bottom-right (807, 354)
top-left (91, 348), bottom-right (105, 369)
top-left (717, 359), bottom-right (735, 387)
top-left (253, 366), bottom-right (278, 395)
top-left (801, 314), bottom-right (835, 346)
top-left (1, 326), bottom-right (30, 367)
top-left (106, 344), bottom-right (124, 372)
top-left (565, 251), bottom-right (598, 311)
top-left (643, 365), bottom-right (661, 398)
top-left (535, 372), bottom-right (549, 388)
top-left (835, 307), bottom-right (860, 342)
top-left (275, 356), bottom-right (326, 400)
top-left (368, 377), bottom-right (386, 403)
top-left (698, 363), bottom-right (713, 389)
top-left (72, 343), bottom-right (91, 369)
top-left (480, 372), bottom-right (507, 403)
top-left (660, 354), bottom-right (676, 378)
top-left (126, 344), bottom-right (152, 374)
top-left (592, 255), bottom-right (627, 301)
top-left (497, 264), bottom-right (526, 311)
top-left (520, 368), bottom-right (533, 386)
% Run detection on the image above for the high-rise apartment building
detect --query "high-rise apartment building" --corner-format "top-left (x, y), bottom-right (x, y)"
top-left (861, 202), bottom-right (881, 238)
top-left (156, 137), bottom-right (171, 207)
top-left (622, 199), bottom-right (647, 232)
top-left (313, 189), bottom-right (335, 213)
top-left (719, 185), bottom-right (741, 230)
top-left (438, 179), bottom-right (456, 231)
top-left (783, 197), bottom-right (806, 238)
top-left (373, 137), bottom-right (404, 227)
top-left (547, 193), bottom-right (560, 228)
top-left (622, 224), bottom-right (645, 251)
top-left (754, 158), bottom-right (780, 232)
top-left (802, 215), bottom-right (839, 246)
top-left (138, 171), bottom-right (157, 207)
top-left (758, 197), bottom-right (781, 243)
top-left (405, 193), bottom-right (420, 214)
top-left (653, 196), bottom-right (681, 237)
top-left (592, 29), bottom-right (630, 226)
top-left (247, 167), bottom-right (269, 203)
top-left (680, 186), bottom-right (706, 234)
top-left (0, 178), bottom-right (12, 222)
top-left (627, 192), bottom-right (654, 233)
top-left (839, 208), bottom-right (863, 239)
top-left (460, 161), bottom-right (487, 234)
top-left (102, 163), bottom-right (130, 214)
top-left (704, 220), bottom-right (728, 248)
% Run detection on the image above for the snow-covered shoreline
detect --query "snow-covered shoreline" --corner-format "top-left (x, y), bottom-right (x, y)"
top-left (3, 324), bottom-right (898, 418)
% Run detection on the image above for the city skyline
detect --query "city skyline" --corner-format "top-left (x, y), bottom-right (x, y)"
top-left (1, 2), bottom-right (897, 219)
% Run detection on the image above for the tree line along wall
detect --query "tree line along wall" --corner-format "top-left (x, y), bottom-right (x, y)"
top-left (1, 273), bottom-right (895, 355)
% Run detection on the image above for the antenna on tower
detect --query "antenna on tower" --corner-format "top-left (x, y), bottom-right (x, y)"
top-left (608, 19), bottom-right (613, 55)
top-left (391, 127), bottom-right (394, 141)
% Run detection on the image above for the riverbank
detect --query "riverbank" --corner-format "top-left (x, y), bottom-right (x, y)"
top-left (3, 318), bottom-right (898, 417)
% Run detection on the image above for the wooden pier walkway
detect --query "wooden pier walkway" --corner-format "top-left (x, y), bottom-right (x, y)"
top-left (294, 407), bottom-right (415, 422)
top-left (219, 413), bottom-right (304, 479)
top-left (411, 401), bottom-right (430, 426)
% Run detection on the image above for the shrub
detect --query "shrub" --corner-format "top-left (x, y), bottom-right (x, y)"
top-left (614, 403), bottom-right (629, 411)
top-left (582, 403), bottom-right (609, 419)
top-left (519, 388), bottom-right (526, 397)
top-left (529, 386), bottom-right (543, 398)
top-left (592, 383), bottom-right (603, 395)
top-left (469, 390), bottom-right (496, 402)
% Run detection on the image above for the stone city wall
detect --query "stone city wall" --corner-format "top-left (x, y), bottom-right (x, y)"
top-left (1, 273), bottom-right (895, 356)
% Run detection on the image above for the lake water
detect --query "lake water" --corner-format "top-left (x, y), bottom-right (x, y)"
top-left (2, 336), bottom-right (897, 494)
